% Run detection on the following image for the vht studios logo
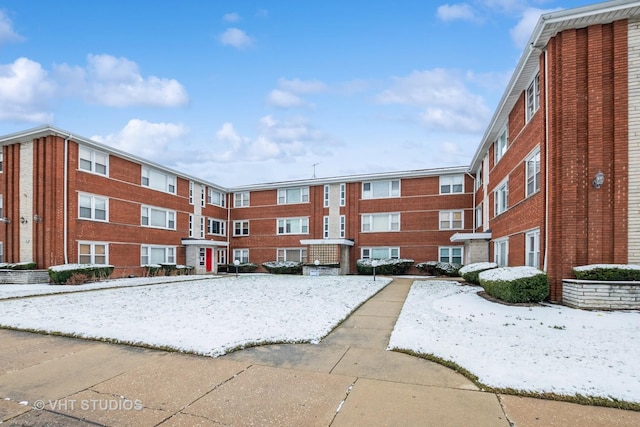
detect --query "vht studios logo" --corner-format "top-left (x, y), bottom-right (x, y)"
top-left (33, 399), bottom-right (143, 411)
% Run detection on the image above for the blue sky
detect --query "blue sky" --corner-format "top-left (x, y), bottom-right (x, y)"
top-left (1, 0), bottom-right (596, 186)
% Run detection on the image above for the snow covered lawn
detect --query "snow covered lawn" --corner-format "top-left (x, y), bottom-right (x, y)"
top-left (0, 275), bottom-right (391, 357)
top-left (389, 281), bottom-right (640, 403)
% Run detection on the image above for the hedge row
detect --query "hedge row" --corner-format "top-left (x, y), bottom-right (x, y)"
top-left (48, 264), bottom-right (115, 285)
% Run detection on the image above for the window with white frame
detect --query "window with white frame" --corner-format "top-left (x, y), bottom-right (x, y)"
top-left (324, 185), bottom-right (330, 208)
top-left (234, 191), bottom-right (250, 207)
top-left (0, 152), bottom-right (3, 173)
top-left (362, 213), bottom-right (400, 232)
top-left (199, 217), bottom-right (205, 238)
top-left (362, 180), bottom-right (400, 199)
top-left (200, 185), bottom-right (206, 208)
top-left (207, 218), bottom-right (225, 236)
top-left (323, 216), bottom-right (329, 238)
top-left (277, 248), bottom-right (307, 262)
top-left (142, 167), bottom-right (176, 194)
top-left (208, 188), bottom-right (225, 207)
top-left (79, 146), bottom-right (108, 176)
top-left (526, 72), bottom-right (540, 122)
top-left (361, 247), bottom-right (399, 259)
top-left (233, 220), bottom-right (249, 236)
top-left (494, 180), bottom-right (509, 216)
top-left (278, 187), bottom-right (309, 204)
top-left (526, 148), bottom-right (541, 197)
top-left (79, 194), bottom-right (108, 221)
top-left (440, 246), bottom-right (463, 264)
top-left (0, 195), bottom-right (3, 218)
top-left (141, 245), bottom-right (175, 265)
top-left (188, 214), bottom-right (194, 237)
top-left (340, 183), bottom-right (346, 206)
top-left (494, 127), bottom-right (508, 163)
top-left (277, 217), bottom-right (309, 235)
top-left (141, 206), bottom-right (176, 230)
top-left (439, 210), bottom-right (463, 230)
top-left (233, 249), bottom-right (249, 263)
top-left (217, 249), bottom-right (227, 265)
top-left (440, 175), bottom-right (463, 194)
top-left (78, 242), bottom-right (108, 264)
top-left (494, 238), bottom-right (508, 267)
top-left (475, 203), bottom-right (483, 229)
top-left (0, 242), bottom-right (3, 263)
top-left (189, 181), bottom-right (194, 205)
top-left (340, 215), bottom-right (346, 238)
top-left (526, 229), bottom-right (540, 268)
top-left (475, 165), bottom-right (483, 190)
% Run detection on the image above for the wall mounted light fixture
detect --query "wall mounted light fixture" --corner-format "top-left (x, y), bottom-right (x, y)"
top-left (34, 214), bottom-right (42, 223)
top-left (593, 171), bottom-right (605, 189)
top-left (0, 217), bottom-right (10, 224)
top-left (19, 216), bottom-right (27, 224)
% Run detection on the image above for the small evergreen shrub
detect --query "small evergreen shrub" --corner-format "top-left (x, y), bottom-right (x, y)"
top-left (49, 264), bottom-right (114, 285)
top-left (573, 264), bottom-right (640, 281)
top-left (459, 262), bottom-right (498, 285)
top-left (478, 266), bottom-right (549, 303)
top-left (262, 261), bottom-right (303, 275)
top-left (356, 258), bottom-right (414, 275)
top-left (416, 261), bottom-right (462, 277)
top-left (227, 262), bottom-right (259, 273)
top-left (0, 262), bottom-right (37, 270)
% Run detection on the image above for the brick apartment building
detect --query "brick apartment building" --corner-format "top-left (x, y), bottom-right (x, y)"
top-left (1, 0), bottom-right (639, 302)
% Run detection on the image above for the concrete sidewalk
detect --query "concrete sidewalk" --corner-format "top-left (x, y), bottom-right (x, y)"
top-left (0, 278), bottom-right (638, 426)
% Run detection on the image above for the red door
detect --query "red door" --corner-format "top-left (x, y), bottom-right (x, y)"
top-left (205, 248), bottom-right (213, 272)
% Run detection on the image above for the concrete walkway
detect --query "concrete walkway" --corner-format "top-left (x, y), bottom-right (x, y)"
top-left (0, 278), bottom-right (638, 426)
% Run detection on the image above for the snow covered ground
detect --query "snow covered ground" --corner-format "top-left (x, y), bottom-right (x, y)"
top-left (389, 280), bottom-right (640, 403)
top-left (0, 275), bottom-right (391, 357)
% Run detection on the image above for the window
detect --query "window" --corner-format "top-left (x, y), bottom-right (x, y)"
top-left (278, 187), bottom-right (309, 204)
top-left (79, 147), bottom-right (108, 175)
top-left (233, 220), bottom-right (249, 236)
top-left (494, 128), bottom-right (508, 163)
top-left (494, 239), bottom-right (508, 267)
top-left (142, 167), bottom-right (176, 194)
top-left (233, 249), bottom-right (249, 263)
top-left (440, 247), bottom-right (463, 264)
top-left (207, 218), bottom-right (226, 236)
top-left (526, 148), bottom-right (541, 197)
top-left (440, 175), bottom-right (463, 194)
top-left (475, 165), bottom-right (483, 190)
top-left (526, 72), bottom-right (540, 122)
top-left (362, 180), bottom-right (400, 199)
top-left (439, 211), bottom-right (463, 230)
top-left (141, 206), bottom-right (176, 230)
top-left (217, 249), bottom-right (227, 265)
top-left (526, 229), bottom-right (540, 268)
top-left (208, 189), bottom-right (225, 207)
top-left (188, 214), bottom-right (194, 238)
top-left (189, 181), bottom-right (194, 205)
top-left (200, 217), bottom-right (205, 238)
top-left (362, 213), bottom-right (400, 232)
top-left (0, 152), bottom-right (4, 173)
top-left (199, 248), bottom-right (205, 266)
top-left (141, 245), bottom-right (175, 265)
top-left (340, 183), bottom-right (346, 206)
top-left (78, 242), bottom-right (108, 264)
top-left (494, 180), bottom-right (509, 216)
top-left (79, 194), bottom-right (108, 221)
top-left (475, 203), bottom-right (483, 229)
top-left (277, 217), bottom-right (309, 235)
top-left (340, 215), bottom-right (346, 238)
top-left (361, 247), bottom-right (399, 259)
top-left (200, 185), bottom-right (206, 208)
top-left (324, 185), bottom-right (330, 208)
top-left (0, 195), bottom-right (3, 218)
top-left (277, 248), bottom-right (307, 262)
top-left (0, 242), bottom-right (3, 263)
top-left (323, 216), bottom-right (329, 238)
top-left (234, 192), bottom-right (250, 207)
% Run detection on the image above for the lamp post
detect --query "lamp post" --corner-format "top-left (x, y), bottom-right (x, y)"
top-left (234, 259), bottom-right (240, 278)
top-left (371, 260), bottom-right (378, 282)
top-left (314, 259), bottom-right (320, 276)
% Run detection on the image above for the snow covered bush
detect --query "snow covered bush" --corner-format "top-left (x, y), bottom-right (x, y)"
top-left (226, 262), bottom-right (259, 273)
top-left (262, 261), bottom-right (302, 275)
top-left (48, 264), bottom-right (114, 285)
top-left (478, 266), bottom-right (548, 303)
top-left (573, 264), bottom-right (640, 281)
top-left (356, 258), bottom-right (414, 275)
top-left (459, 262), bottom-right (498, 285)
top-left (415, 261), bottom-right (462, 277)
top-left (0, 262), bottom-right (37, 270)
top-left (143, 264), bottom-right (194, 276)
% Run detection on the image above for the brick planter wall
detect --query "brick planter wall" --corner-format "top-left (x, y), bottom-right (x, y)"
top-left (562, 279), bottom-right (640, 309)
top-left (0, 269), bottom-right (50, 284)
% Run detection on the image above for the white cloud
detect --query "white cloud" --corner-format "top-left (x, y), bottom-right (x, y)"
top-left (223, 12), bottom-right (240, 23)
top-left (267, 89), bottom-right (306, 108)
top-left (0, 11), bottom-right (24, 45)
top-left (510, 7), bottom-right (559, 49)
top-left (0, 57), bottom-right (55, 122)
top-left (278, 78), bottom-right (328, 94)
top-left (91, 119), bottom-right (189, 162)
top-left (266, 78), bottom-right (328, 108)
top-left (377, 68), bottom-right (491, 133)
top-left (437, 3), bottom-right (480, 22)
top-left (219, 28), bottom-right (253, 49)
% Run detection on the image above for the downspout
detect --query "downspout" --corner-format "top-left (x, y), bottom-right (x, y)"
top-left (63, 134), bottom-right (71, 264)
top-left (543, 48), bottom-right (549, 272)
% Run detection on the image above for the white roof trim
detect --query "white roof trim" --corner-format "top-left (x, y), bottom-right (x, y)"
top-left (300, 239), bottom-right (355, 246)
top-left (450, 232), bottom-right (492, 242)
top-left (181, 239), bottom-right (229, 247)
